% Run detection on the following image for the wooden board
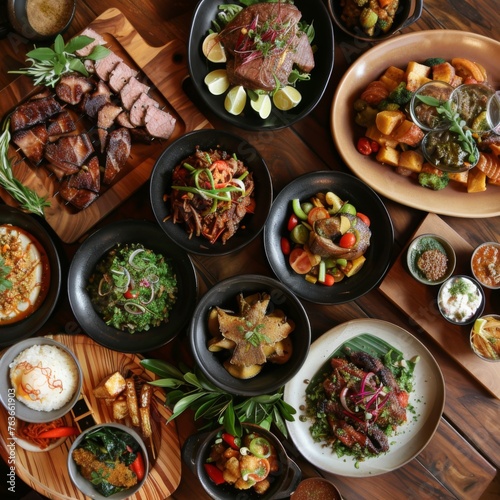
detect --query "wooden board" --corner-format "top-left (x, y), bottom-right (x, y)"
top-left (0, 8), bottom-right (211, 243)
top-left (0, 334), bottom-right (182, 499)
top-left (379, 213), bottom-right (500, 399)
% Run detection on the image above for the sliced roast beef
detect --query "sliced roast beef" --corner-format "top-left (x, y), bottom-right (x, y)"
top-left (10, 96), bottom-right (62, 132)
top-left (55, 74), bottom-right (94, 105)
top-left (144, 106), bottom-right (176, 140)
top-left (46, 110), bottom-right (76, 136)
top-left (97, 103), bottom-right (123, 152)
top-left (94, 52), bottom-right (123, 81)
top-left (65, 155), bottom-right (101, 193)
top-left (120, 77), bottom-right (150, 110)
top-left (58, 181), bottom-right (99, 210)
top-left (129, 93), bottom-right (159, 126)
top-left (109, 62), bottom-right (138, 93)
top-left (44, 133), bottom-right (94, 175)
top-left (81, 80), bottom-right (112, 118)
top-left (75, 28), bottom-right (106, 57)
top-left (11, 124), bottom-right (49, 164)
top-left (292, 32), bottom-right (315, 72)
top-left (103, 128), bottom-right (131, 184)
top-left (115, 111), bottom-right (136, 128)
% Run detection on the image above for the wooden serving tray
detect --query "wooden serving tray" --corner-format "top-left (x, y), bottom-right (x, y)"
top-left (379, 213), bottom-right (500, 399)
top-left (0, 8), bottom-right (210, 243)
top-left (0, 334), bottom-right (181, 499)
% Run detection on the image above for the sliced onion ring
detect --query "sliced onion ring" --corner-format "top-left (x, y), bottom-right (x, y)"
top-left (124, 302), bottom-right (146, 315)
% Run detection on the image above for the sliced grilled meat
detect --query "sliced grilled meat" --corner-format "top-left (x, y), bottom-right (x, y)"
top-left (129, 93), bottom-right (159, 126)
top-left (120, 77), bottom-right (150, 110)
top-left (129, 128), bottom-right (154, 144)
top-left (81, 80), bottom-right (112, 118)
top-left (46, 110), bottom-right (76, 136)
top-left (109, 61), bottom-right (138, 93)
top-left (115, 111), bottom-right (135, 128)
top-left (103, 128), bottom-right (131, 184)
top-left (11, 124), bottom-right (48, 164)
top-left (65, 155), bottom-right (101, 193)
top-left (44, 133), bottom-right (94, 175)
top-left (97, 103), bottom-right (123, 152)
top-left (10, 96), bottom-right (62, 132)
top-left (58, 181), bottom-right (99, 210)
top-left (75, 28), bottom-right (106, 57)
top-left (55, 74), bottom-right (94, 105)
top-left (94, 52), bottom-right (123, 81)
top-left (144, 105), bottom-right (176, 139)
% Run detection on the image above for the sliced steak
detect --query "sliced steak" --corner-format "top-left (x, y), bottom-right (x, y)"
top-left (94, 52), bottom-right (123, 82)
top-left (291, 32), bottom-right (315, 72)
top-left (65, 155), bottom-right (101, 193)
top-left (75, 28), bottom-right (106, 57)
top-left (10, 96), bottom-right (62, 132)
top-left (97, 103), bottom-right (123, 152)
top-left (144, 106), bottom-right (176, 140)
top-left (115, 111), bottom-right (136, 128)
top-left (81, 80), bottom-right (112, 118)
top-left (120, 77), bottom-right (150, 110)
top-left (46, 110), bottom-right (76, 136)
top-left (11, 124), bottom-right (49, 164)
top-left (44, 133), bottom-right (94, 175)
top-left (103, 128), bottom-right (131, 184)
top-left (55, 73), bottom-right (94, 105)
top-left (59, 181), bottom-right (99, 210)
top-left (109, 62), bottom-right (138, 93)
top-left (129, 93), bottom-right (159, 126)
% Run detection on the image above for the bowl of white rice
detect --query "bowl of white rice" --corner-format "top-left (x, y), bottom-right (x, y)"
top-left (0, 337), bottom-right (82, 423)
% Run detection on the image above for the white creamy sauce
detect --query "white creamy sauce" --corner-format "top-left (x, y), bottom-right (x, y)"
top-left (0, 225), bottom-right (43, 322)
top-left (439, 277), bottom-right (482, 322)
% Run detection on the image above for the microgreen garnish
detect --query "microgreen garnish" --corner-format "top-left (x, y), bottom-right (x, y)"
top-left (0, 256), bottom-right (12, 294)
top-left (0, 120), bottom-right (50, 217)
top-left (239, 321), bottom-right (271, 347)
top-left (8, 34), bottom-right (111, 87)
top-left (140, 359), bottom-right (296, 437)
top-left (416, 94), bottom-right (479, 164)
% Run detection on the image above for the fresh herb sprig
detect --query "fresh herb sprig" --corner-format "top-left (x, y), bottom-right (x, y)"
top-left (0, 256), bottom-right (12, 294)
top-left (8, 34), bottom-right (110, 87)
top-left (140, 359), bottom-right (296, 437)
top-left (0, 120), bottom-right (50, 217)
top-left (416, 94), bottom-right (479, 164)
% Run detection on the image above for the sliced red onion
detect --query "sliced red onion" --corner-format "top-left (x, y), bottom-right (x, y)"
top-left (124, 302), bottom-right (146, 314)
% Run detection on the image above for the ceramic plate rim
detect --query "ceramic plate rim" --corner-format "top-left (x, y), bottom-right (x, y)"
top-left (284, 318), bottom-right (445, 477)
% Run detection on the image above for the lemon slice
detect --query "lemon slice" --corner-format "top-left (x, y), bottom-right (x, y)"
top-left (250, 94), bottom-right (272, 119)
top-left (273, 86), bottom-right (302, 111)
top-left (204, 69), bottom-right (230, 95)
top-left (473, 317), bottom-right (487, 334)
top-left (224, 86), bottom-right (247, 115)
top-left (202, 33), bottom-right (227, 63)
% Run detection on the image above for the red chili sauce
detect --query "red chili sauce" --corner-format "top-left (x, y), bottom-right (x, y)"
top-left (472, 244), bottom-right (500, 288)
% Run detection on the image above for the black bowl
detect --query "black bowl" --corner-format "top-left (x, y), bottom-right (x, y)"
top-left (188, 0), bottom-right (334, 130)
top-left (328, 0), bottom-right (423, 43)
top-left (263, 171), bottom-right (394, 304)
top-left (182, 423), bottom-right (301, 500)
top-left (0, 206), bottom-right (61, 346)
top-left (67, 220), bottom-right (198, 353)
top-left (190, 274), bottom-right (311, 397)
top-left (150, 129), bottom-right (273, 256)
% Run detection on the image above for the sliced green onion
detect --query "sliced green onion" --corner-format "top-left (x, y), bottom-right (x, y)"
top-left (318, 260), bottom-right (326, 283)
top-left (292, 198), bottom-right (308, 220)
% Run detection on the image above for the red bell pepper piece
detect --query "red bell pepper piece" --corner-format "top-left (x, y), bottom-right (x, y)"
top-left (129, 451), bottom-right (146, 481)
top-left (222, 433), bottom-right (240, 450)
top-left (204, 463), bottom-right (226, 485)
top-left (37, 427), bottom-right (79, 438)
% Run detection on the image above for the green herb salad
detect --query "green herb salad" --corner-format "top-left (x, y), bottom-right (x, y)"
top-left (303, 334), bottom-right (418, 463)
top-left (88, 244), bottom-right (177, 333)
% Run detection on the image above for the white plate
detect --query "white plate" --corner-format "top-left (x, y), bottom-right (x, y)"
top-left (331, 31), bottom-right (500, 218)
top-left (284, 318), bottom-right (445, 477)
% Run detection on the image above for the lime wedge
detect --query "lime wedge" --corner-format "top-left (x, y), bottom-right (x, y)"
top-left (250, 94), bottom-right (272, 119)
top-left (273, 86), bottom-right (302, 111)
top-left (224, 86), bottom-right (247, 115)
top-left (204, 69), bottom-right (230, 95)
top-left (202, 33), bottom-right (227, 63)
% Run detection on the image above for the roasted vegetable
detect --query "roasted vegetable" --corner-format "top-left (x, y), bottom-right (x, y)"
top-left (418, 171), bottom-right (450, 191)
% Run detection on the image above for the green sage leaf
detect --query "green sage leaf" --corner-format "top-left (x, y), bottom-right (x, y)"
top-left (64, 35), bottom-right (95, 53)
top-left (26, 47), bottom-right (56, 61)
top-left (54, 35), bottom-right (64, 54)
top-left (68, 58), bottom-right (89, 75)
top-left (86, 45), bottom-right (111, 61)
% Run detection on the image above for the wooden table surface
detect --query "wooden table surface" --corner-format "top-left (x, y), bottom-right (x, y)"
top-left (0, 0), bottom-right (499, 499)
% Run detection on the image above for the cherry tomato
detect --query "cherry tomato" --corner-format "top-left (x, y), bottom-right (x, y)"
top-left (280, 237), bottom-right (291, 255)
top-left (319, 274), bottom-right (335, 286)
top-left (247, 458), bottom-right (271, 482)
top-left (370, 141), bottom-right (380, 153)
top-left (124, 288), bottom-right (139, 299)
top-left (307, 206), bottom-right (330, 226)
top-left (356, 137), bottom-right (372, 155)
top-left (289, 248), bottom-right (313, 274)
top-left (287, 214), bottom-right (299, 231)
top-left (339, 232), bottom-right (356, 248)
top-left (356, 212), bottom-right (371, 227)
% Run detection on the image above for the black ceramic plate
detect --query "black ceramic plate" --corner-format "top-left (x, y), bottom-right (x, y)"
top-left (263, 171), bottom-right (394, 304)
top-left (190, 275), bottom-right (311, 396)
top-left (188, 0), bottom-right (334, 130)
top-left (67, 220), bottom-right (198, 353)
top-left (0, 206), bottom-right (61, 346)
top-left (150, 129), bottom-right (273, 256)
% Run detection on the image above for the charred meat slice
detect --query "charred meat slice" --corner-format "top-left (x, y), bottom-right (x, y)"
top-left (109, 62), bottom-right (138, 93)
top-left (81, 80), bottom-right (112, 118)
top-left (129, 93), bottom-right (159, 126)
top-left (115, 111), bottom-right (135, 129)
top-left (120, 77), bottom-right (150, 110)
top-left (94, 52), bottom-right (123, 82)
top-left (55, 73), bottom-right (94, 105)
top-left (11, 124), bottom-right (49, 164)
top-left (59, 181), bottom-right (99, 210)
top-left (65, 155), bottom-right (101, 193)
top-left (75, 28), bottom-right (106, 57)
top-left (103, 128), bottom-right (131, 185)
top-left (44, 133), bottom-right (94, 175)
top-left (10, 96), bottom-right (62, 132)
top-left (46, 110), bottom-right (76, 136)
top-left (144, 105), bottom-right (176, 140)
top-left (97, 103), bottom-right (123, 152)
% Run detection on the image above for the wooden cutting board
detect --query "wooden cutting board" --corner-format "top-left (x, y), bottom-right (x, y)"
top-left (0, 8), bottom-right (211, 243)
top-left (0, 334), bottom-right (181, 499)
top-left (379, 213), bottom-right (500, 399)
